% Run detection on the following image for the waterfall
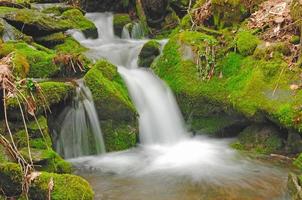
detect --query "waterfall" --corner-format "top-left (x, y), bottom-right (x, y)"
top-left (56, 80), bottom-right (105, 158)
top-left (72, 13), bottom-right (187, 145)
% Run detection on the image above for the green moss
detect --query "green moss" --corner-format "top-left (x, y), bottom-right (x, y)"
top-left (235, 124), bottom-right (284, 154)
top-left (54, 37), bottom-right (87, 54)
top-left (6, 81), bottom-right (74, 116)
top-left (153, 31), bottom-right (302, 136)
top-left (84, 60), bottom-right (136, 121)
top-left (138, 40), bottom-right (161, 68)
top-left (101, 120), bottom-right (137, 152)
top-left (35, 32), bottom-right (67, 47)
top-left (0, 41), bottom-right (59, 78)
top-left (20, 148), bottom-right (72, 174)
top-left (29, 172), bottom-right (93, 200)
top-left (235, 31), bottom-right (260, 56)
top-left (113, 13), bottom-right (131, 37)
top-left (61, 9), bottom-right (97, 38)
top-left (0, 162), bottom-right (23, 197)
top-left (13, 116), bottom-right (52, 150)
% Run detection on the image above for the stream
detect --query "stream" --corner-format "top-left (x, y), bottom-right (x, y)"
top-left (66, 13), bottom-right (290, 200)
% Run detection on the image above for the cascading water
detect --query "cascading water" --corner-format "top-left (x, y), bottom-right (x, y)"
top-left (56, 80), bottom-right (105, 159)
top-left (69, 13), bottom-right (290, 200)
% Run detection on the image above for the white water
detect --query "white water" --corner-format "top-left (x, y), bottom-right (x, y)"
top-left (56, 80), bottom-right (105, 158)
top-left (69, 13), bottom-right (289, 199)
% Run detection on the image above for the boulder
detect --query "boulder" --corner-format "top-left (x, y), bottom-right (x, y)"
top-left (80, 0), bottom-right (130, 12)
top-left (113, 13), bottom-right (132, 37)
top-left (138, 40), bottom-right (160, 68)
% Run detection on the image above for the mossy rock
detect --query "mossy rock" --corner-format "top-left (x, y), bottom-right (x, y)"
top-left (54, 36), bottom-right (88, 55)
top-left (153, 31), bottom-right (302, 138)
top-left (235, 30), bottom-right (260, 56)
top-left (29, 172), bottom-right (94, 200)
top-left (20, 148), bottom-right (72, 174)
top-left (0, 18), bottom-right (32, 42)
top-left (13, 116), bottom-right (52, 150)
top-left (138, 40), bottom-right (161, 68)
top-left (253, 42), bottom-right (291, 60)
top-left (0, 6), bottom-right (96, 37)
top-left (0, 41), bottom-right (58, 78)
top-left (232, 123), bottom-right (284, 154)
top-left (84, 60), bottom-right (137, 121)
top-left (6, 81), bottom-right (74, 119)
top-left (35, 32), bottom-right (66, 48)
top-left (101, 120), bottom-right (138, 152)
top-left (61, 9), bottom-right (98, 38)
top-left (80, 0), bottom-right (130, 12)
top-left (113, 13), bottom-right (131, 37)
top-left (0, 162), bottom-right (23, 197)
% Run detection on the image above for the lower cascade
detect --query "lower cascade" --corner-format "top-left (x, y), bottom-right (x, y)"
top-left (56, 79), bottom-right (106, 159)
top-left (67, 13), bottom-right (290, 199)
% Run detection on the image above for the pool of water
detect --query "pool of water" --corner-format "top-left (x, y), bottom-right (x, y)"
top-left (71, 137), bottom-right (291, 200)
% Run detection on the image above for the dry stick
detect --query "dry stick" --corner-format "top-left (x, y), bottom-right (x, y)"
top-left (32, 114), bottom-right (50, 150)
top-left (16, 95), bottom-right (33, 166)
top-left (272, 66), bottom-right (286, 96)
top-left (70, 58), bottom-right (77, 73)
top-left (2, 80), bottom-right (19, 153)
top-left (187, 0), bottom-right (196, 31)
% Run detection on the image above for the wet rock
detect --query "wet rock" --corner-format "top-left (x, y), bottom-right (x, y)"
top-left (113, 13), bottom-right (132, 37)
top-left (233, 123), bottom-right (285, 154)
top-left (141, 0), bottom-right (169, 27)
top-left (138, 40), bottom-right (160, 68)
top-left (286, 130), bottom-right (302, 154)
top-left (80, 0), bottom-right (130, 12)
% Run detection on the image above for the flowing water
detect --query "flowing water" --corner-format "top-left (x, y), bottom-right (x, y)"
top-left (56, 79), bottom-right (105, 158)
top-left (69, 13), bottom-right (290, 199)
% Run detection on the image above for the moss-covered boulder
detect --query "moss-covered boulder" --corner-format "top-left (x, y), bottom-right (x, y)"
top-left (35, 32), bottom-right (66, 48)
top-left (294, 153), bottom-right (302, 171)
top-left (84, 60), bottom-right (137, 121)
top-left (138, 40), bottom-right (160, 68)
top-left (0, 41), bottom-right (58, 78)
top-left (20, 148), bottom-right (72, 173)
top-left (231, 123), bottom-right (284, 154)
top-left (101, 120), bottom-right (137, 152)
top-left (0, 6), bottom-right (97, 38)
top-left (0, 162), bottom-right (23, 197)
top-left (29, 172), bottom-right (94, 200)
top-left (0, 163), bottom-right (93, 199)
top-left (113, 13), bottom-right (131, 37)
top-left (153, 30), bottom-right (302, 145)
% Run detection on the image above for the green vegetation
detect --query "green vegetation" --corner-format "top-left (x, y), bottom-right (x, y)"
top-left (0, 163), bottom-right (23, 197)
top-left (235, 31), bottom-right (260, 56)
top-left (102, 120), bottom-right (137, 152)
top-left (84, 60), bottom-right (136, 120)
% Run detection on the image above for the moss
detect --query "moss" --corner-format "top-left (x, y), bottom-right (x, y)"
top-left (101, 120), bottom-right (137, 152)
top-left (0, 41), bottom-right (59, 78)
top-left (138, 40), bottom-right (161, 68)
top-left (35, 32), bottom-right (67, 48)
top-left (7, 81), bottom-right (74, 112)
top-left (29, 172), bottom-right (93, 200)
top-left (234, 124), bottom-right (284, 154)
top-left (0, 7), bottom-right (96, 37)
top-left (20, 148), bottom-right (72, 174)
top-left (290, 35), bottom-right (300, 45)
top-left (13, 116), bottom-right (52, 150)
top-left (0, 162), bottom-right (23, 197)
top-left (113, 13), bottom-right (131, 37)
top-left (54, 37), bottom-right (87, 54)
top-left (153, 31), bottom-right (302, 137)
top-left (235, 30), bottom-right (260, 56)
top-left (84, 60), bottom-right (136, 121)
top-left (61, 9), bottom-right (97, 38)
